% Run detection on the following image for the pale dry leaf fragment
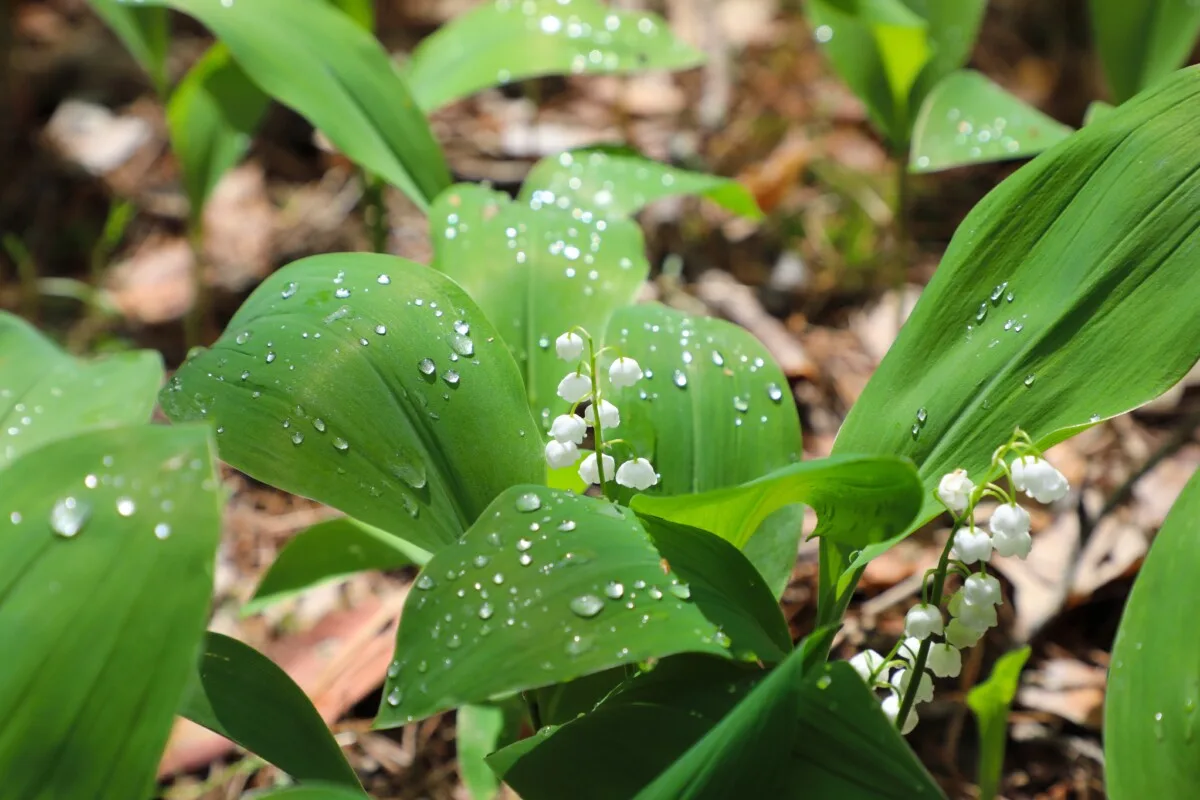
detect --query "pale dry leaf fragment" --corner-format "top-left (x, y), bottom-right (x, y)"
top-left (44, 98), bottom-right (152, 175)
top-left (104, 236), bottom-right (195, 325)
top-left (694, 269), bottom-right (813, 378)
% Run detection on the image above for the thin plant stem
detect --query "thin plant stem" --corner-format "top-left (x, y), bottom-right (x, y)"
top-left (587, 338), bottom-right (609, 487)
top-left (363, 172), bottom-right (388, 254)
top-left (183, 222), bottom-right (208, 350)
top-left (897, 528), bottom-right (957, 730)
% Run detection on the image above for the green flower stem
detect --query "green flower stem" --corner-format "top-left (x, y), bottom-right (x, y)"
top-left (897, 525), bottom-right (957, 730)
top-left (586, 336), bottom-right (608, 487)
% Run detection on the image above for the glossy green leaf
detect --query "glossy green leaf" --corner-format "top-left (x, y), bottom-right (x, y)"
top-left (519, 149), bottom-right (762, 221)
top-left (909, 70), bottom-right (1074, 173)
top-left (835, 67), bottom-right (1200, 551)
top-left (1105, 468), bottom-right (1200, 799)
top-left (405, 0), bottom-right (704, 112)
top-left (637, 648), bottom-right (943, 798)
top-left (140, 0), bottom-right (449, 209)
top-left (741, 505), bottom-right (806, 598)
top-left (181, 633), bottom-right (360, 788)
top-left (493, 655), bottom-right (766, 799)
top-left (167, 44), bottom-right (271, 220)
top-left (329, 0), bottom-right (374, 30)
top-left (0, 425), bottom-right (220, 799)
top-left (1083, 100), bottom-right (1116, 126)
top-left (634, 454), bottom-right (922, 551)
top-left (87, 0), bottom-right (170, 95)
top-left (375, 486), bottom-right (789, 726)
top-left (247, 786), bottom-right (368, 800)
top-left (602, 303), bottom-right (802, 496)
top-left (0, 312), bottom-right (163, 469)
top-left (160, 253), bottom-right (543, 554)
top-left (967, 646), bottom-right (1030, 800)
top-left (1090, 0), bottom-right (1200, 102)
top-left (429, 184), bottom-right (648, 429)
top-left (247, 518), bottom-right (430, 613)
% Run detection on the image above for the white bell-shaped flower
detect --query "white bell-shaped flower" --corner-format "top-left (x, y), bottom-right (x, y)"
top-left (949, 590), bottom-right (998, 631)
top-left (556, 332), bottom-right (584, 361)
top-left (578, 452), bottom-right (615, 485)
top-left (556, 371), bottom-right (592, 403)
top-left (881, 693), bottom-right (919, 734)
top-left (952, 526), bottom-right (993, 565)
top-left (890, 668), bottom-right (934, 704)
top-left (849, 649), bottom-right (886, 683)
top-left (904, 603), bottom-right (944, 640)
top-left (927, 643), bottom-right (962, 678)
top-left (1011, 456), bottom-right (1070, 503)
top-left (549, 414), bottom-right (587, 445)
top-left (616, 458), bottom-right (658, 490)
top-left (937, 469), bottom-right (975, 514)
top-left (989, 503), bottom-right (1031, 537)
top-left (945, 618), bottom-right (985, 649)
top-left (992, 529), bottom-right (1034, 559)
top-left (544, 440), bottom-right (580, 469)
top-left (898, 636), bottom-right (923, 666)
top-left (608, 357), bottom-right (644, 389)
top-left (963, 573), bottom-right (1002, 606)
top-left (583, 400), bottom-right (620, 430)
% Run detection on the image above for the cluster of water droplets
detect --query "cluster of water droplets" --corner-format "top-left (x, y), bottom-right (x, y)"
top-left (381, 489), bottom-right (723, 717)
top-left (913, 107), bottom-right (1029, 170)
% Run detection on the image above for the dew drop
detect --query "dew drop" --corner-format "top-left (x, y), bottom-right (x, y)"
top-left (452, 335), bottom-right (475, 357)
top-left (605, 581), bottom-right (625, 599)
top-left (1023, 374), bottom-right (1036, 387)
top-left (557, 520), bottom-right (576, 532)
top-left (377, 274), bottom-right (391, 285)
top-left (669, 583), bottom-right (691, 600)
top-left (235, 331), bottom-right (251, 345)
top-left (453, 320), bottom-right (470, 336)
top-left (711, 350), bottom-right (725, 366)
top-left (333, 436), bottom-right (350, 451)
top-left (516, 537), bottom-right (533, 551)
top-left (116, 497), bottom-right (136, 517)
top-left (975, 303), bottom-right (988, 323)
top-left (569, 594), bottom-right (604, 618)
top-left (473, 554), bottom-right (491, 569)
top-left (265, 351), bottom-right (276, 364)
top-left (443, 370), bottom-right (460, 386)
top-left (281, 281), bottom-right (298, 299)
top-left (565, 634), bottom-right (594, 656)
top-left (515, 492), bottom-right (542, 512)
top-left (648, 586), bottom-right (664, 600)
top-left (418, 358), bottom-right (436, 376)
top-left (990, 281), bottom-right (1008, 304)
top-left (766, 383), bottom-right (784, 403)
top-left (291, 431), bottom-right (304, 445)
top-left (313, 418), bottom-right (326, 432)
top-left (916, 407), bottom-right (928, 424)
top-left (335, 287), bottom-right (351, 299)
top-left (50, 497), bottom-right (90, 538)
top-left (519, 553), bottom-right (533, 566)
top-left (386, 688), bottom-right (402, 707)
top-left (416, 574), bottom-right (436, 590)
top-left (672, 370), bottom-right (688, 388)
top-left (154, 522), bottom-right (171, 540)
top-left (732, 396), bottom-right (749, 413)
top-left (375, 324), bottom-right (387, 335)
top-left (387, 660), bottom-right (401, 678)
top-left (479, 602), bottom-right (494, 620)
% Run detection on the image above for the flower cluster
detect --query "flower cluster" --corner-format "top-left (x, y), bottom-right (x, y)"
top-left (850, 430), bottom-right (1070, 734)
top-left (546, 329), bottom-right (659, 491)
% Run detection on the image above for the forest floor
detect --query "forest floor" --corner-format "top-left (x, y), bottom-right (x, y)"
top-left (3, 1), bottom-right (1198, 798)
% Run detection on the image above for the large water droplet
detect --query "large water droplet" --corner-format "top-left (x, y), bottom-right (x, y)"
top-left (443, 370), bottom-right (460, 386)
top-left (377, 274), bottom-right (391, 285)
top-left (335, 287), bottom-right (351, 299)
top-left (711, 350), bottom-right (725, 366)
top-left (416, 574), bottom-right (436, 590)
top-left (452, 335), bottom-right (475, 357)
top-left (387, 660), bottom-right (401, 678)
top-left (515, 492), bottom-right (542, 512)
top-left (1023, 374), bottom-right (1036, 387)
top-left (281, 281), bottom-right (298, 299)
top-left (235, 331), bottom-right (251, 345)
top-left (569, 594), bottom-right (604, 618)
top-left (732, 396), bottom-right (749, 413)
top-left (291, 431), bottom-right (304, 445)
top-left (669, 583), bottom-right (691, 600)
top-left (50, 497), bottom-right (90, 538)
top-left (605, 581), bottom-right (625, 599)
top-left (766, 383), bottom-right (783, 403)
top-left (672, 370), bottom-right (687, 388)
top-left (386, 688), bottom-right (402, 707)
top-left (418, 358), bottom-right (436, 376)
top-left (479, 602), bottom-right (494, 620)
top-left (333, 436), bottom-right (350, 451)
top-left (453, 320), bottom-right (470, 336)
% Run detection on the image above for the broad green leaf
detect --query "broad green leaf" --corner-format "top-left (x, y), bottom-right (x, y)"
top-left (87, 0), bottom-right (170, 95)
top-left (602, 303), bottom-right (802, 496)
top-left (329, 0), bottom-right (374, 30)
top-left (637, 645), bottom-right (943, 798)
top-left (375, 486), bottom-right (789, 726)
top-left (1105, 468), bottom-right (1200, 799)
top-left (1090, 0), bottom-right (1200, 102)
top-left (247, 518), bottom-right (430, 613)
top-left (1083, 100), bottom-right (1116, 126)
top-left (140, 0), bottom-right (449, 210)
top-left (632, 455), bottom-right (923, 551)
top-left (168, 44), bottom-right (271, 221)
top-left (181, 633), bottom-right (360, 788)
top-left (909, 70), bottom-right (1074, 173)
top-left (429, 184), bottom-right (648, 429)
top-left (519, 149), bottom-right (762, 221)
top-left (405, 0), bottom-right (704, 112)
top-left (967, 646), bottom-right (1030, 800)
top-left (247, 786), bottom-right (369, 800)
top-left (835, 66), bottom-right (1200, 551)
top-left (873, 23), bottom-right (932, 111)
top-left (902, 0), bottom-right (988, 103)
top-left (741, 505), bottom-right (806, 598)
top-left (160, 253), bottom-right (543, 554)
top-left (0, 312), bottom-right (163, 469)
top-left (493, 655), bottom-right (766, 799)
top-left (0, 425), bottom-right (220, 799)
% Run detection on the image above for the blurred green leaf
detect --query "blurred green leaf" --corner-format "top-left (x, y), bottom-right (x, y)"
top-left (141, 0), bottom-right (449, 209)
top-left (0, 312), bottom-right (163, 470)
top-left (1083, 100), bottom-right (1116, 126)
top-left (168, 44), bottom-right (270, 220)
top-left (329, 0), bottom-right (374, 30)
top-left (0, 425), bottom-right (220, 798)
top-left (429, 184), bottom-right (648, 430)
top-left (1090, 0), bottom-right (1200, 102)
top-left (247, 786), bottom-right (368, 800)
top-left (903, 0), bottom-right (988, 103)
top-left (835, 67), bottom-right (1200, 560)
top-left (375, 486), bottom-right (789, 726)
top-left (909, 70), bottom-right (1073, 172)
top-left (1105, 468), bottom-right (1200, 799)
top-left (520, 149), bottom-right (762, 221)
top-left (181, 633), bottom-right (360, 788)
top-left (741, 505), bottom-right (806, 598)
top-left (967, 646), bottom-right (1030, 800)
top-left (405, 0), bottom-right (704, 111)
top-left (248, 518), bottom-right (430, 613)
top-left (457, 703), bottom-right (519, 800)
top-left (160, 253), bottom-right (543, 554)
top-left (87, 0), bottom-right (170, 95)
